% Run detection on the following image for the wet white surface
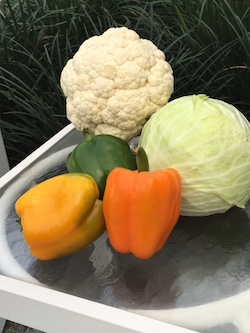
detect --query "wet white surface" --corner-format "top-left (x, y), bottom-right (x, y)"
top-left (0, 128), bottom-right (250, 333)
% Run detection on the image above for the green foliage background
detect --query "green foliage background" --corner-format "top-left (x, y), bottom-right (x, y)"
top-left (0, 0), bottom-right (249, 167)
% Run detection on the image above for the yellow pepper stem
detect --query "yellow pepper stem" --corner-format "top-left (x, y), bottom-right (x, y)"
top-left (16, 218), bottom-right (23, 231)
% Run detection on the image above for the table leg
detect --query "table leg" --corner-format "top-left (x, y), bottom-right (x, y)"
top-left (0, 318), bottom-right (6, 333)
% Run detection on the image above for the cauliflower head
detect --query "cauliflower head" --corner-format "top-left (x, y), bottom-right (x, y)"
top-left (60, 27), bottom-right (174, 141)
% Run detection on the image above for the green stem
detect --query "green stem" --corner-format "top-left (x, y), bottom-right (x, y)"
top-left (83, 128), bottom-right (92, 142)
top-left (132, 146), bottom-right (149, 172)
top-left (16, 219), bottom-right (23, 232)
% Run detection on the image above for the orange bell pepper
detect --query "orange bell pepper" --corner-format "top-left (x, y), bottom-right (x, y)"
top-left (15, 173), bottom-right (105, 260)
top-left (103, 150), bottom-right (182, 259)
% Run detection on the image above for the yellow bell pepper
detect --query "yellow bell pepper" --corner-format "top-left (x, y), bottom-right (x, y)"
top-left (15, 173), bottom-right (105, 260)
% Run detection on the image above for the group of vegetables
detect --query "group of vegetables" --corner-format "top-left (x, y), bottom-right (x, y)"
top-left (15, 27), bottom-right (250, 261)
top-left (15, 131), bottom-right (182, 260)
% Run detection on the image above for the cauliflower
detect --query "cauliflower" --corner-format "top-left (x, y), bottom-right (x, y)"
top-left (60, 27), bottom-right (174, 141)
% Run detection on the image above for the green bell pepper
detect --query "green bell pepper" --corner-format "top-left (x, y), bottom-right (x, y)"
top-left (66, 131), bottom-right (137, 199)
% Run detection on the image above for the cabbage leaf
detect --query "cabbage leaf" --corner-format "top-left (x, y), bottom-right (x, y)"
top-left (139, 94), bottom-right (250, 216)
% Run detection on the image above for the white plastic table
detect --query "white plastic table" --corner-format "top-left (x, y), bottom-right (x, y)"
top-left (0, 124), bottom-right (249, 333)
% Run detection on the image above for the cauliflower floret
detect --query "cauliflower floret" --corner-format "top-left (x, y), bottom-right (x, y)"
top-left (60, 27), bottom-right (174, 141)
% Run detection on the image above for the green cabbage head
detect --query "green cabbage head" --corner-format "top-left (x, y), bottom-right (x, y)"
top-left (139, 94), bottom-right (250, 216)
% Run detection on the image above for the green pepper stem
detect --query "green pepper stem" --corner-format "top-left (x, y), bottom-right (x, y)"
top-left (132, 146), bottom-right (149, 172)
top-left (83, 129), bottom-right (92, 142)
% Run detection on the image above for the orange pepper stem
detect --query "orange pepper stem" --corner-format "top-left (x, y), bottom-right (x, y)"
top-left (83, 128), bottom-right (92, 142)
top-left (132, 146), bottom-right (149, 172)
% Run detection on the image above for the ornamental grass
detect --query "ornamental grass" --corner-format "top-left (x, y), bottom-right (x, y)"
top-left (0, 0), bottom-right (249, 167)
